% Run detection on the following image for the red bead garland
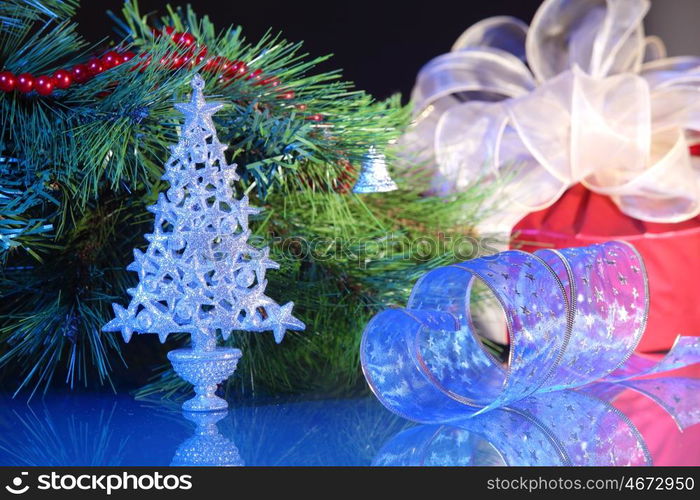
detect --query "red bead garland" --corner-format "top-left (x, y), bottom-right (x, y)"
top-left (86, 57), bottom-right (104, 76)
top-left (35, 75), bottom-right (55, 96)
top-left (173, 32), bottom-right (196, 47)
top-left (247, 68), bottom-right (263, 83)
top-left (53, 69), bottom-right (72, 89)
top-left (71, 64), bottom-right (90, 84)
top-left (0, 71), bottom-right (16, 92)
top-left (17, 73), bottom-right (34, 94)
top-left (0, 28), bottom-right (317, 118)
top-left (101, 51), bottom-right (121, 69)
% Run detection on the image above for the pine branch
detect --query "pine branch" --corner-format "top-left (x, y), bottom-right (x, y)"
top-left (0, 1), bottom-right (491, 398)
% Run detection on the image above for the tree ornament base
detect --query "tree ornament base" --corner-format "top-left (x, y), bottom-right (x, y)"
top-left (167, 348), bottom-right (242, 412)
top-left (171, 410), bottom-right (243, 466)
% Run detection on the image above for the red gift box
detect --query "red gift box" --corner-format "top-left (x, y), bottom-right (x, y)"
top-left (511, 183), bottom-right (700, 353)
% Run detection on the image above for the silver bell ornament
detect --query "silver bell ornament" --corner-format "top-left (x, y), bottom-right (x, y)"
top-left (352, 146), bottom-right (398, 194)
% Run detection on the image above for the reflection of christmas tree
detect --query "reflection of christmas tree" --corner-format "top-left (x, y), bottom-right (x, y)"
top-left (104, 74), bottom-right (304, 350)
top-left (171, 411), bottom-right (243, 467)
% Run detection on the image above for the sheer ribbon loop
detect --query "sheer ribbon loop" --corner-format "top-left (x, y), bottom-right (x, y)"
top-left (361, 241), bottom-right (699, 423)
top-left (403, 0), bottom-right (700, 231)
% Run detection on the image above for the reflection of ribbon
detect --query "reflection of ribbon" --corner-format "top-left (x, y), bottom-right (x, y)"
top-left (402, 0), bottom-right (700, 232)
top-left (361, 241), bottom-right (700, 422)
top-left (373, 377), bottom-right (700, 466)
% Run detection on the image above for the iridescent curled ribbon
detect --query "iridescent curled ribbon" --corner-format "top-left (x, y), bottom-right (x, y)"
top-left (361, 241), bottom-right (700, 423)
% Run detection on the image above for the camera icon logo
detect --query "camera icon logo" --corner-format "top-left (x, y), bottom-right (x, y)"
top-left (5, 472), bottom-right (29, 495)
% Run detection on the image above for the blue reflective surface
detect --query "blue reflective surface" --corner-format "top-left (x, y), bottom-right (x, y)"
top-left (0, 393), bottom-right (409, 466)
top-left (0, 377), bottom-right (698, 466)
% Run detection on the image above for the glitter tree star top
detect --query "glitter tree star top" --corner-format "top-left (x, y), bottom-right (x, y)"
top-left (103, 74), bottom-right (305, 350)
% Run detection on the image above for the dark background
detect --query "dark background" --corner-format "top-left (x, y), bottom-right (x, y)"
top-left (75, 0), bottom-right (700, 101)
top-left (74, 0), bottom-right (542, 100)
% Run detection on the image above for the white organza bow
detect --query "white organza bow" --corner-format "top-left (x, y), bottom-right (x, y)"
top-left (404, 0), bottom-right (700, 233)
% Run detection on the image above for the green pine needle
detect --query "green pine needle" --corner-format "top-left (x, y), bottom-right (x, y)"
top-left (0, 1), bottom-right (494, 399)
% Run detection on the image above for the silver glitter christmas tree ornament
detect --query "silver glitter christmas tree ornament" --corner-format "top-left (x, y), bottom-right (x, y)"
top-left (352, 146), bottom-right (398, 194)
top-left (103, 74), bottom-right (305, 412)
